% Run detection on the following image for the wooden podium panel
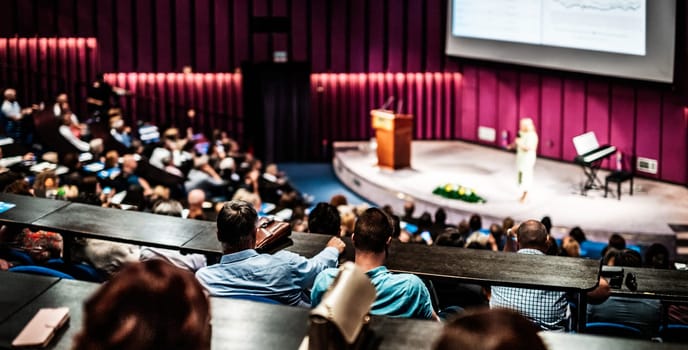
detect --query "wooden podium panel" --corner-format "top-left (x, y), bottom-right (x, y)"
top-left (371, 109), bottom-right (413, 169)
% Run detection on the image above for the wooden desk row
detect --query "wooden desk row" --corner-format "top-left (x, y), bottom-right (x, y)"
top-left (1, 194), bottom-right (687, 311)
top-left (0, 272), bottom-right (684, 350)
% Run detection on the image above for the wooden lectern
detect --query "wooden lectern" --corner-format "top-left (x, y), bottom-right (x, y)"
top-left (371, 109), bottom-right (413, 169)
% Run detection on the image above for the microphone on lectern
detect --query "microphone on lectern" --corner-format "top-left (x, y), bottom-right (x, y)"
top-left (380, 96), bottom-right (395, 110)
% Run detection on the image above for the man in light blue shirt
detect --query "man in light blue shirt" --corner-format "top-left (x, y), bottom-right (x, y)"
top-left (311, 208), bottom-right (437, 320)
top-left (195, 200), bottom-right (346, 306)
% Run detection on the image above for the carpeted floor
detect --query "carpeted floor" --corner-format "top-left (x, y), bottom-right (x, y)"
top-left (278, 163), bottom-right (371, 206)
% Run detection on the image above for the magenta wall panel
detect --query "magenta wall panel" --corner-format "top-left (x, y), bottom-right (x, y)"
top-left (136, 0), bottom-right (154, 72)
top-left (561, 79), bottom-right (587, 162)
top-left (232, 0), bottom-right (250, 68)
top-left (425, 0), bottom-right (444, 72)
top-left (348, 0), bottom-right (366, 73)
top-left (660, 99), bottom-right (687, 183)
top-left (518, 73), bottom-right (541, 124)
top-left (635, 90), bottom-right (662, 179)
top-left (609, 85), bottom-right (636, 167)
top-left (367, 0), bottom-right (385, 72)
top-left (387, 3), bottom-right (405, 73)
top-left (497, 71), bottom-right (518, 147)
top-left (477, 68), bottom-right (498, 145)
top-left (116, 2), bottom-right (134, 73)
top-left (310, 1), bottom-right (327, 72)
top-left (194, 0), bottom-right (212, 72)
top-left (540, 76), bottom-right (563, 158)
top-left (585, 81), bottom-right (611, 167)
top-left (330, 2), bottom-right (348, 72)
top-left (461, 67), bottom-right (478, 141)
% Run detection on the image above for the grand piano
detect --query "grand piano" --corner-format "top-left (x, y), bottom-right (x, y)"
top-left (573, 132), bottom-right (616, 195)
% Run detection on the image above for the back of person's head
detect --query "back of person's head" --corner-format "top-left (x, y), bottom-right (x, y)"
top-left (614, 249), bottom-right (642, 268)
top-left (329, 194), bottom-right (348, 207)
top-left (353, 207), bottom-right (392, 253)
top-left (644, 243), bottom-right (670, 269)
top-left (568, 226), bottom-right (586, 244)
top-left (608, 233), bottom-right (626, 250)
top-left (434, 308), bottom-right (546, 350)
top-left (502, 217), bottom-right (515, 232)
top-left (152, 200), bottom-right (184, 217)
top-left (187, 189), bottom-right (206, 209)
top-left (457, 219), bottom-right (470, 237)
top-left (216, 200), bottom-right (257, 246)
top-left (73, 260), bottom-right (210, 350)
top-left (517, 220), bottom-right (548, 251)
top-left (489, 224), bottom-right (503, 239)
top-left (4, 179), bottom-right (33, 196)
top-left (435, 208), bottom-right (447, 225)
top-left (105, 150), bottom-right (120, 169)
top-left (308, 202), bottom-right (341, 235)
top-left (540, 216), bottom-right (552, 234)
top-left (561, 237), bottom-right (580, 257)
top-left (61, 152), bottom-right (80, 170)
top-left (469, 214), bottom-right (482, 232)
top-left (403, 200), bottom-right (415, 217)
top-left (418, 211), bottom-right (433, 230)
top-left (390, 214), bottom-right (401, 239)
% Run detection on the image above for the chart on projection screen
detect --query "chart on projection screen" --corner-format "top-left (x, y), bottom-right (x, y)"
top-left (452, 0), bottom-right (646, 56)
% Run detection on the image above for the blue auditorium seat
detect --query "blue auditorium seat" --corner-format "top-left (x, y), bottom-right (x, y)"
top-left (230, 295), bottom-right (281, 305)
top-left (44, 258), bottom-right (105, 282)
top-left (659, 324), bottom-right (688, 343)
top-left (9, 265), bottom-right (75, 279)
top-left (585, 322), bottom-right (644, 339)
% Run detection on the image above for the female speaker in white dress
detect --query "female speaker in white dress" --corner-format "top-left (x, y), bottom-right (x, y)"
top-left (510, 118), bottom-right (538, 203)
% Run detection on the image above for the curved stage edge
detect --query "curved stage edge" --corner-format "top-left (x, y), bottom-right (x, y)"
top-left (332, 141), bottom-right (688, 255)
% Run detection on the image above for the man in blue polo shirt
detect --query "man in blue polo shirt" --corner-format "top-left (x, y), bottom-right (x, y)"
top-left (311, 207), bottom-right (438, 320)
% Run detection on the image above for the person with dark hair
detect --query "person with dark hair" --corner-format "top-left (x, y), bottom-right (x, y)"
top-left (492, 220), bottom-right (610, 331)
top-left (588, 249), bottom-right (661, 337)
top-left (601, 233), bottom-right (626, 257)
top-left (311, 207), bottom-right (437, 320)
top-left (195, 200), bottom-right (345, 306)
top-left (468, 214), bottom-right (483, 233)
top-left (644, 243), bottom-right (670, 269)
top-left (86, 72), bottom-right (119, 119)
top-left (308, 202), bottom-right (341, 236)
top-left (73, 260), bottom-right (211, 350)
top-left (434, 309), bottom-right (547, 350)
top-left (568, 226), bottom-right (586, 244)
top-left (540, 216), bottom-right (552, 234)
top-left (401, 199), bottom-right (419, 228)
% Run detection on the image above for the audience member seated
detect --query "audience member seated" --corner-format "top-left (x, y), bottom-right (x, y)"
top-left (110, 115), bottom-right (133, 148)
top-left (430, 208), bottom-right (450, 239)
top-left (402, 199), bottom-right (418, 226)
top-left (72, 238), bottom-right (140, 276)
top-left (644, 243), bottom-right (670, 269)
top-left (195, 200), bottom-right (345, 306)
top-left (1, 88), bottom-right (36, 145)
top-left (489, 223), bottom-right (506, 251)
top-left (311, 208), bottom-right (438, 320)
top-left (186, 189), bottom-right (207, 220)
top-left (433, 308), bottom-right (547, 350)
top-left (601, 233), bottom-right (626, 257)
top-left (32, 170), bottom-right (60, 198)
top-left (58, 107), bottom-right (91, 152)
top-left (491, 220), bottom-right (610, 331)
top-left (112, 154), bottom-right (153, 197)
top-left (568, 226), bottom-right (587, 244)
top-left (308, 202), bottom-right (341, 236)
top-left (73, 260), bottom-right (211, 350)
top-left (560, 236), bottom-right (580, 257)
top-left (588, 249), bottom-right (661, 338)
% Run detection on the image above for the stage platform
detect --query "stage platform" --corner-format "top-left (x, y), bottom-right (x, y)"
top-left (333, 141), bottom-right (688, 256)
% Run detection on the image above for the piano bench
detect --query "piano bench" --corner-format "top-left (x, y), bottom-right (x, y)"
top-left (605, 171), bottom-right (633, 200)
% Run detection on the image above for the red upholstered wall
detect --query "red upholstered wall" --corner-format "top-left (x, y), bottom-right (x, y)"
top-left (0, 37), bottom-right (98, 116)
top-left (0, 0), bottom-right (686, 183)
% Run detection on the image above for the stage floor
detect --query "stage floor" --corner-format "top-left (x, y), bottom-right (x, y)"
top-left (333, 141), bottom-right (688, 253)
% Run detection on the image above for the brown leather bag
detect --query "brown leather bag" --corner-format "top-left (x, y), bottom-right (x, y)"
top-left (255, 217), bottom-right (291, 251)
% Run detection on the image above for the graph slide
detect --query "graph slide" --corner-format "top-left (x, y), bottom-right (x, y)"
top-left (542, 0), bottom-right (645, 55)
top-left (452, 0), bottom-right (646, 56)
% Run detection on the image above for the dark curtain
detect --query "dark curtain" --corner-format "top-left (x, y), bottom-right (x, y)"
top-left (242, 62), bottom-right (311, 163)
